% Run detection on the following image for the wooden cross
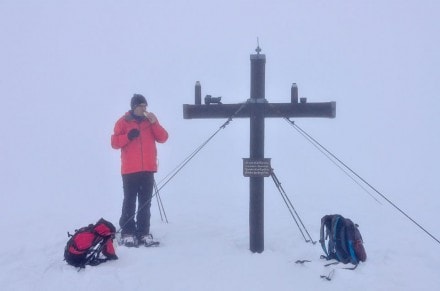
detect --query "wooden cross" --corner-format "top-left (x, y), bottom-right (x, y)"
top-left (183, 47), bottom-right (336, 253)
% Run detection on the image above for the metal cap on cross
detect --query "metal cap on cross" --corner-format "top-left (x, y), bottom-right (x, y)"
top-left (183, 48), bottom-right (336, 253)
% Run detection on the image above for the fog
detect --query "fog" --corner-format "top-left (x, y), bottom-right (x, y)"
top-left (0, 1), bottom-right (439, 289)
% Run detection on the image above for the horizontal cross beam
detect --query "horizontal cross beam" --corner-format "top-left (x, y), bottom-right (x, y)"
top-left (183, 101), bottom-right (336, 119)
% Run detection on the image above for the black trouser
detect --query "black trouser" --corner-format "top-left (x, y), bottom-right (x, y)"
top-left (119, 171), bottom-right (154, 238)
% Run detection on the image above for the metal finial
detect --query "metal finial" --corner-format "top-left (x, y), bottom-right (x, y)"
top-left (255, 37), bottom-right (261, 54)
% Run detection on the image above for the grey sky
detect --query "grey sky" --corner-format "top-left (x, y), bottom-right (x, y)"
top-left (0, 0), bottom-right (439, 231)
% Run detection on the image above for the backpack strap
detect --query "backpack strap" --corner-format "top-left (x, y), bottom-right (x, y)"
top-left (77, 236), bottom-right (110, 270)
top-left (319, 215), bottom-right (333, 259)
top-left (330, 215), bottom-right (341, 260)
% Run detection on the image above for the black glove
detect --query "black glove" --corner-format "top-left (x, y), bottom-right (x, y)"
top-left (127, 128), bottom-right (140, 140)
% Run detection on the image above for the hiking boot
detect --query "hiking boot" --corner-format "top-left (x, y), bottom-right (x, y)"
top-left (121, 234), bottom-right (138, 247)
top-left (138, 234), bottom-right (160, 247)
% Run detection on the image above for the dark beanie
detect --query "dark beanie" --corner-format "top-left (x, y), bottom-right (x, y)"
top-left (131, 94), bottom-right (148, 109)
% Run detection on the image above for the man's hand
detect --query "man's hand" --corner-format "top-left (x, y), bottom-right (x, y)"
top-left (127, 128), bottom-right (140, 140)
top-left (145, 112), bottom-right (157, 124)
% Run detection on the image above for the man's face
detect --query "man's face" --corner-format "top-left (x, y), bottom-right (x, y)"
top-left (133, 103), bottom-right (147, 116)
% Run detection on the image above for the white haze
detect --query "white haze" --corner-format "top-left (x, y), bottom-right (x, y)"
top-left (0, 1), bottom-right (439, 290)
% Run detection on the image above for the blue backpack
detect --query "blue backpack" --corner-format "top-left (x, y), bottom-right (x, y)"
top-left (319, 214), bottom-right (367, 265)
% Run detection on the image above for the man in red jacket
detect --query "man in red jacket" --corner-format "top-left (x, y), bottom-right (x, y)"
top-left (111, 94), bottom-right (168, 247)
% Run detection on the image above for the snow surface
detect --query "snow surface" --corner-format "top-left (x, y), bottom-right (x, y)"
top-left (1, 1), bottom-right (440, 290)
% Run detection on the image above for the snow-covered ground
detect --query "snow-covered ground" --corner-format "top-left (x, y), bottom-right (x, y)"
top-left (1, 1), bottom-right (440, 290)
top-left (1, 167), bottom-right (440, 291)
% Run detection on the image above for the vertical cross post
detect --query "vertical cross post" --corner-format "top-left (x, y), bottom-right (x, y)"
top-left (183, 48), bottom-right (336, 253)
top-left (249, 51), bottom-right (266, 252)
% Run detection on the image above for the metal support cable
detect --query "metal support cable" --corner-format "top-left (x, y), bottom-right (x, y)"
top-left (156, 100), bottom-right (249, 191)
top-left (284, 118), bottom-right (440, 246)
top-left (284, 118), bottom-right (381, 204)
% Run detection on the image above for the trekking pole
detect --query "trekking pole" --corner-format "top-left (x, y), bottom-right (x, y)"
top-left (270, 169), bottom-right (316, 244)
top-left (153, 179), bottom-right (164, 221)
top-left (154, 179), bottom-right (168, 223)
top-left (155, 188), bottom-right (164, 222)
top-left (270, 170), bottom-right (308, 242)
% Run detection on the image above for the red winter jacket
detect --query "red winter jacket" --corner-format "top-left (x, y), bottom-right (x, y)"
top-left (111, 112), bottom-right (168, 174)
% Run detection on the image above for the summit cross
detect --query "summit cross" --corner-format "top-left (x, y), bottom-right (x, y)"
top-left (183, 48), bottom-right (336, 253)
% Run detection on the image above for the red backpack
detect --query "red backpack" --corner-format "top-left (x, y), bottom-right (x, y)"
top-left (64, 218), bottom-right (118, 269)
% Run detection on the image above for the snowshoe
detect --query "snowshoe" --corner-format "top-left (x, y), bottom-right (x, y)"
top-left (138, 234), bottom-right (160, 247)
top-left (120, 234), bottom-right (138, 247)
